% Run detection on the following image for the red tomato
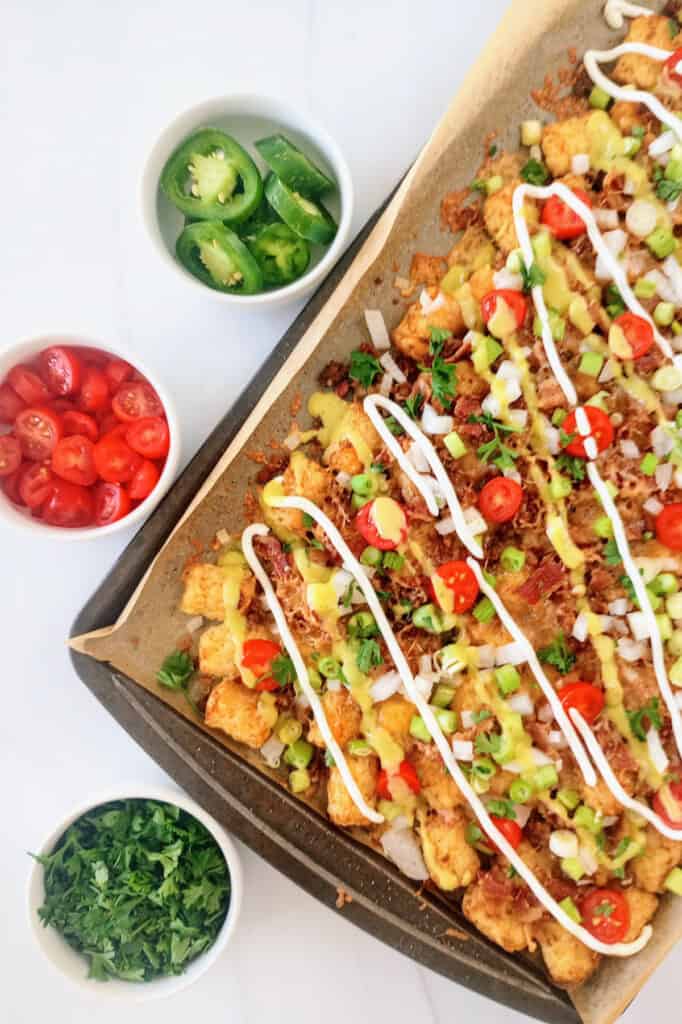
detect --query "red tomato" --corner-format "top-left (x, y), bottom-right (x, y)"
top-left (2, 467), bottom-right (24, 505)
top-left (479, 477), bottom-right (523, 523)
top-left (104, 358), bottom-right (133, 390)
top-left (653, 780), bottom-right (682, 830)
top-left (93, 481), bottom-right (131, 526)
top-left (14, 406), bottom-right (62, 460)
top-left (254, 677), bottom-right (280, 692)
top-left (664, 48), bottom-right (682, 87)
top-left (611, 312), bottom-right (654, 360)
top-left (481, 289), bottom-right (528, 330)
top-left (78, 366), bottom-right (109, 412)
top-left (97, 411), bottom-right (121, 435)
top-left (558, 681), bottom-right (605, 725)
top-left (562, 406), bottom-right (614, 459)
top-left (51, 435), bottom-right (97, 486)
top-left (0, 435), bottom-right (22, 476)
top-left (50, 399), bottom-right (77, 415)
top-left (18, 462), bottom-right (54, 509)
top-left (125, 416), bottom-right (170, 459)
top-left (42, 479), bottom-right (94, 527)
top-left (93, 433), bottom-right (142, 483)
top-left (655, 503), bottom-right (682, 551)
top-left (541, 188), bottom-right (592, 240)
top-left (7, 365), bottom-right (49, 406)
top-left (489, 816), bottom-right (523, 853)
top-left (40, 346), bottom-right (82, 396)
top-left (435, 560), bottom-right (480, 613)
top-left (355, 497), bottom-right (408, 551)
top-left (377, 759), bottom-right (421, 800)
top-left (112, 380), bottom-right (163, 421)
top-left (62, 410), bottom-right (99, 443)
top-left (128, 459), bottom-right (160, 501)
top-left (241, 637), bottom-right (281, 671)
top-left (579, 889), bottom-right (630, 945)
top-left (0, 384), bottom-right (26, 423)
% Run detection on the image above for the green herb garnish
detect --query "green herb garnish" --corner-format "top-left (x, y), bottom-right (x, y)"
top-left (627, 697), bottom-right (662, 741)
top-left (404, 393), bottom-right (424, 420)
top-left (157, 651), bottom-right (194, 691)
top-left (474, 732), bottom-right (502, 756)
top-left (521, 260), bottom-right (546, 293)
top-left (555, 452), bottom-right (586, 483)
top-left (271, 653), bottom-right (296, 687)
top-left (521, 158), bottom-right (549, 186)
top-left (604, 283), bottom-right (626, 319)
top-left (349, 350), bottom-right (382, 390)
top-left (604, 538), bottom-right (623, 566)
top-left (468, 412), bottom-right (521, 470)
top-left (356, 638), bottom-right (383, 673)
top-left (537, 632), bottom-right (576, 674)
top-left (486, 799), bottom-right (517, 820)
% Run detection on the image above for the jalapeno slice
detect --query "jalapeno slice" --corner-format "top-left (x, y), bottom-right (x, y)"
top-left (264, 173), bottom-right (337, 245)
top-left (255, 134), bottom-right (336, 197)
top-left (245, 222), bottom-right (310, 287)
top-left (160, 128), bottom-right (263, 224)
top-left (176, 221), bottom-right (263, 294)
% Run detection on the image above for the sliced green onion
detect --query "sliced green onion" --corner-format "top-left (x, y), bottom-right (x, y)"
top-left (360, 546), bottom-right (382, 567)
top-left (431, 683), bottom-right (456, 709)
top-left (289, 768), bottom-right (311, 793)
top-left (284, 739), bottom-right (314, 770)
top-left (578, 351), bottom-right (604, 377)
top-left (473, 597), bottom-right (496, 623)
top-left (500, 546), bottom-right (525, 572)
top-left (409, 715), bottom-right (432, 743)
top-left (444, 430), bottom-right (467, 459)
top-left (495, 664), bottom-right (521, 696)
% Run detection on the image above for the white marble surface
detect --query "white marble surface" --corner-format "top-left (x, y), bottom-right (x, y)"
top-left (2, 1), bottom-right (681, 1022)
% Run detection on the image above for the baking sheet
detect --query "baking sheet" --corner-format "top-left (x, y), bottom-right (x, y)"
top-left (70, 1), bottom-right (682, 1020)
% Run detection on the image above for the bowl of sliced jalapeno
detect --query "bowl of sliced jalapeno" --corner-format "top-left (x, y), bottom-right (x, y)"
top-left (141, 94), bottom-right (353, 305)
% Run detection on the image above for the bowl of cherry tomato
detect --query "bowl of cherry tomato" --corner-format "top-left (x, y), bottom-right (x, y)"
top-left (0, 335), bottom-right (179, 538)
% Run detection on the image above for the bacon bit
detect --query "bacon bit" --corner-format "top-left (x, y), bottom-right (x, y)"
top-left (335, 887), bottom-right (353, 909)
top-left (290, 392), bottom-right (302, 417)
top-left (443, 926), bottom-right (470, 942)
top-left (255, 534), bottom-right (291, 578)
top-left (516, 557), bottom-right (565, 605)
top-left (531, 60), bottom-right (589, 119)
top-left (440, 187), bottom-right (481, 234)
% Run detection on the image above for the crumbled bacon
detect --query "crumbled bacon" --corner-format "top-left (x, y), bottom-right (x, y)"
top-left (516, 557), bottom-right (565, 605)
top-left (254, 535), bottom-right (291, 577)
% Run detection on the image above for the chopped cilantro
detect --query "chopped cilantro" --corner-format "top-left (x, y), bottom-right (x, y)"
top-left (349, 349), bottom-right (382, 390)
top-left (341, 580), bottom-right (356, 608)
top-left (466, 823), bottom-right (484, 845)
top-left (614, 837), bottom-right (631, 858)
top-left (604, 538), bottom-right (623, 566)
top-left (507, 865), bottom-right (519, 879)
top-left (271, 654), bottom-right (296, 687)
top-left (308, 537), bottom-right (324, 550)
top-left (431, 357), bottom-right (457, 408)
top-left (521, 158), bottom-right (549, 186)
top-left (157, 650), bottom-right (194, 691)
top-left (594, 900), bottom-right (615, 918)
top-left (489, 143), bottom-right (498, 157)
top-left (627, 697), bottom-right (662, 741)
top-left (471, 179), bottom-right (488, 194)
top-left (555, 452), bottom-right (586, 483)
top-left (404, 392), bottom-right (424, 420)
top-left (429, 326), bottom-right (452, 348)
top-left (475, 732), bottom-right (502, 756)
top-left (384, 416), bottom-right (404, 436)
top-left (486, 799), bottom-right (517, 820)
top-left (302, 512), bottom-right (314, 528)
top-left (670, 16), bottom-right (679, 39)
top-left (469, 412), bottom-right (521, 470)
top-left (632, 125), bottom-right (646, 140)
top-left (324, 749), bottom-right (336, 767)
top-left (520, 260), bottom-right (546, 293)
top-left (356, 638), bottom-right (383, 673)
top-left (604, 283), bottom-right (626, 319)
top-left (621, 575), bottom-right (639, 606)
top-left (537, 632), bottom-right (576, 675)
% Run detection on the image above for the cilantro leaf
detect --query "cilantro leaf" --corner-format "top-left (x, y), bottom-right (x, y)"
top-left (157, 650), bottom-right (194, 691)
top-left (471, 179), bottom-right (488, 194)
top-left (485, 799), bottom-right (517, 820)
top-left (620, 574), bottom-right (639, 606)
top-left (349, 350), bottom-right (382, 390)
top-left (521, 159), bottom-right (549, 186)
top-left (356, 638), bottom-right (383, 673)
top-left (271, 654), bottom-right (296, 687)
top-left (627, 697), bottom-right (663, 741)
top-left (384, 416), bottom-right (404, 436)
top-left (603, 539), bottom-right (623, 566)
top-left (431, 357), bottom-right (457, 408)
top-left (469, 412), bottom-right (521, 470)
top-left (404, 392), bottom-right (424, 420)
top-left (429, 326), bottom-right (452, 350)
top-left (537, 632), bottom-right (576, 674)
top-left (604, 283), bottom-right (626, 319)
top-left (520, 260), bottom-right (546, 293)
top-left (670, 16), bottom-right (679, 39)
top-left (555, 452), bottom-right (586, 483)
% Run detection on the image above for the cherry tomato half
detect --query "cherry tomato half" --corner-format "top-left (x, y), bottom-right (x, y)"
top-left (40, 346), bottom-right (82, 396)
top-left (62, 410), bottom-right (99, 443)
top-left (51, 434), bottom-right (97, 486)
top-left (478, 477), bottom-right (523, 523)
top-left (355, 497), bottom-right (408, 551)
top-left (435, 560), bottom-right (480, 613)
top-left (664, 48), bottom-right (682, 87)
top-left (377, 759), bottom-right (421, 800)
top-left (481, 289), bottom-right (528, 330)
top-left (562, 406), bottom-right (614, 459)
top-left (93, 433), bottom-right (142, 483)
top-left (42, 479), bottom-right (94, 527)
top-left (93, 481), bottom-right (131, 526)
top-left (579, 889), bottom-right (630, 945)
top-left (254, 677), bottom-right (280, 692)
top-left (655, 503), bottom-right (682, 551)
top-left (488, 816), bottom-right (523, 854)
top-left (125, 416), bottom-right (170, 459)
top-left (652, 780), bottom-right (682, 830)
top-left (541, 188), bottom-right (592, 241)
top-left (612, 312), bottom-right (654, 361)
top-left (14, 406), bottom-right (62, 461)
top-left (18, 462), bottom-right (54, 509)
top-left (104, 358), bottom-right (133, 390)
top-left (78, 366), bottom-right (110, 412)
top-left (7, 365), bottom-right (49, 406)
top-left (558, 681), bottom-right (605, 725)
top-left (2, 467), bottom-right (24, 505)
top-left (128, 458), bottom-right (160, 501)
top-left (0, 384), bottom-right (26, 423)
top-left (0, 435), bottom-right (22, 477)
top-left (112, 380), bottom-right (163, 422)
top-left (241, 637), bottom-right (281, 671)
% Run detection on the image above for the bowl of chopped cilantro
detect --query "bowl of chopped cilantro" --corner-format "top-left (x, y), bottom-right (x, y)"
top-left (27, 786), bottom-right (242, 999)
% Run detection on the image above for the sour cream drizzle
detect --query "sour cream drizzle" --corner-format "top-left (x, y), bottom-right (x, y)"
top-left (584, 43), bottom-right (682, 141)
top-left (241, 523), bottom-right (383, 824)
top-left (363, 394), bottom-right (483, 558)
top-left (263, 495), bottom-right (650, 955)
top-left (603, 1), bottom-right (655, 31)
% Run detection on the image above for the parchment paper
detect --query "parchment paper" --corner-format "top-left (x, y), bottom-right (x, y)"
top-left (71, 1), bottom-right (682, 1019)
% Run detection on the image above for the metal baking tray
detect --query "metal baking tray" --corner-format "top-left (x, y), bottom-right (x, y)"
top-left (70, 205), bottom-right (579, 1024)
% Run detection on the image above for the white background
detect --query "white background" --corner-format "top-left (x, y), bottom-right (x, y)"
top-left (2, 2), bottom-right (680, 1022)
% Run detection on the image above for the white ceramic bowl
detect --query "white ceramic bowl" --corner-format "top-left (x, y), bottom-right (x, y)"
top-left (27, 784), bottom-right (243, 1002)
top-left (141, 93), bottom-right (354, 307)
top-left (0, 333), bottom-right (180, 540)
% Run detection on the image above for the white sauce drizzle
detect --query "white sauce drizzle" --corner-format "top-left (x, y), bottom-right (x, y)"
top-left (575, 405), bottom-right (600, 460)
top-left (241, 523), bottom-right (384, 824)
top-left (265, 495), bottom-right (650, 956)
top-left (584, 44), bottom-right (682, 141)
top-left (603, 1), bottom-right (656, 32)
top-left (467, 560), bottom-right (597, 786)
top-left (363, 394), bottom-right (483, 558)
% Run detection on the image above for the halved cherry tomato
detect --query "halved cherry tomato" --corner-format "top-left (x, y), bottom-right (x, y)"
top-left (481, 289), bottom-right (528, 330)
top-left (97, 411), bottom-right (120, 435)
top-left (488, 816), bottom-right (523, 854)
top-left (652, 779), bottom-right (682, 830)
top-left (241, 637), bottom-right (281, 671)
top-left (93, 433), bottom-right (142, 483)
top-left (126, 416), bottom-right (170, 459)
top-left (0, 435), bottom-right (22, 476)
top-left (254, 677), bottom-right (280, 692)
top-left (50, 399), bottom-right (77, 415)
top-left (78, 366), bottom-right (109, 412)
top-left (104, 358), bottom-right (133, 390)
top-left (2, 467), bottom-right (24, 505)
top-left (7, 365), bottom-right (49, 406)
top-left (611, 312), bottom-right (654, 360)
top-left (655, 503), bottom-right (682, 551)
top-left (112, 380), bottom-right (163, 422)
top-left (377, 759), bottom-right (422, 800)
top-left (93, 481), bottom-right (131, 526)
top-left (14, 406), bottom-right (62, 461)
top-left (42, 479), bottom-right (94, 527)
top-left (558, 681), bottom-right (605, 725)
top-left (40, 346), bottom-right (82, 396)
top-left (664, 48), bottom-right (682, 87)
top-left (0, 384), bottom-right (26, 423)
top-left (435, 560), bottom-right (480, 613)
top-left (541, 188), bottom-right (592, 240)
top-left (479, 477), bottom-right (523, 523)
top-left (355, 497), bottom-right (408, 551)
top-left (562, 406), bottom-right (614, 459)
top-left (62, 410), bottom-right (99, 443)
top-left (579, 889), bottom-right (630, 945)
top-left (18, 462), bottom-right (54, 509)
top-left (51, 435), bottom-right (97, 486)
top-left (128, 458), bottom-right (160, 501)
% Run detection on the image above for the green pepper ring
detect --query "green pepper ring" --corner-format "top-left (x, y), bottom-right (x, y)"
top-left (255, 133), bottom-right (336, 198)
top-left (264, 173), bottom-right (337, 245)
top-left (176, 221), bottom-right (264, 294)
top-left (245, 222), bottom-right (310, 287)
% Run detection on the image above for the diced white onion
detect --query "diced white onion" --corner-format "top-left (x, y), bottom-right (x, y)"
top-left (617, 638), bottom-right (645, 663)
top-left (336, 471), bottom-right (352, 489)
top-left (599, 614), bottom-right (615, 633)
top-left (507, 693), bottom-right (534, 716)
top-left (625, 199), bottom-right (658, 239)
top-left (407, 440), bottom-right (431, 473)
top-left (260, 735), bottom-right (286, 768)
top-left (435, 515), bottom-right (457, 536)
top-left (634, 556), bottom-right (679, 583)
top-left (364, 309), bottom-right (391, 350)
top-left (497, 360), bottom-right (522, 383)
top-left (414, 674), bottom-right (434, 701)
top-left (418, 654), bottom-right (433, 676)
top-left (326, 679), bottom-right (342, 692)
top-left (463, 506), bottom-right (488, 536)
top-left (663, 255), bottom-right (682, 305)
top-left (379, 351), bottom-right (406, 384)
top-left (579, 845), bottom-right (599, 876)
top-left (418, 474), bottom-right (446, 507)
top-left (514, 804), bottom-right (532, 829)
top-left (548, 730), bottom-right (568, 748)
top-left (644, 497), bottom-right (664, 516)
top-left (651, 425), bottom-right (674, 458)
top-left (571, 153), bottom-right (590, 175)
top-left (623, 178), bottom-right (637, 196)
top-left (493, 268), bottom-right (524, 291)
top-left (380, 824), bottom-right (430, 881)
top-left (595, 251), bottom-right (614, 282)
top-left (452, 739), bottom-right (474, 761)
top-left (481, 391), bottom-right (501, 417)
top-left (331, 569), bottom-right (354, 601)
top-left (598, 358), bottom-right (617, 384)
top-left (495, 641), bottom-right (526, 667)
top-left (612, 618), bottom-right (629, 635)
top-left (550, 829), bottom-right (579, 859)
top-left (619, 438), bottom-right (640, 459)
top-left (420, 289), bottom-right (445, 315)
top-left (663, 388), bottom-right (682, 406)
top-left (656, 463), bottom-right (673, 492)
top-left (531, 748), bottom-right (555, 766)
top-left (379, 372), bottom-right (392, 397)
top-left (283, 429), bottom-right (302, 451)
top-left (461, 710), bottom-right (475, 729)
top-left (295, 690), bottom-right (311, 710)
top-left (647, 727), bottom-right (670, 774)
top-left (538, 702), bottom-right (554, 723)
top-left (216, 528), bottom-right (231, 546)
top-left (501, 468), bottom-right (522, 484)
top-left (627, 610), bottom-right (651, 641)
top-left (507, 409), bottom-right (528, 429)
top-left (608, 598), bottom-right (628, 616)
top-left (595, 208), bottom-right (619, 230)
top-left (473, 644), bottom-right (497, 669)
top-left (370, 671), bottom-right (401, 702)
top-left (543, 419), bottom-right (561, 455)
top-left (572, 612), bottom-right (588, 643)
top-left (644, 269), bottom-right (678, 304)
top-left (604, 229), bottom-right (627, 257)
top-left (649, 130), bottom-right (675, 157)
top-left (421, 402), bottom-right (453, 435)
top-left (185, 615), bottom-right (203, 634)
